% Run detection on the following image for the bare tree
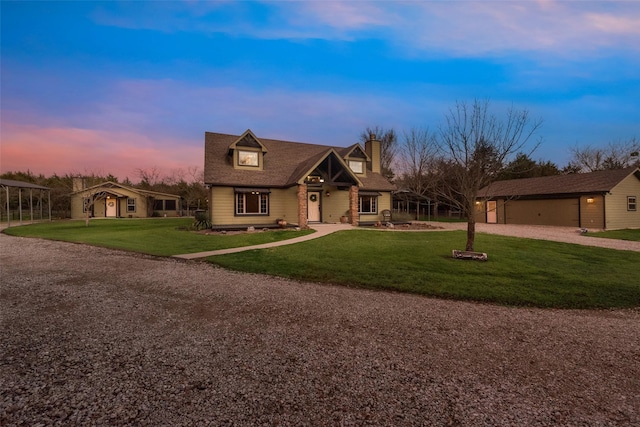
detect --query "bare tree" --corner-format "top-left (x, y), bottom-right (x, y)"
top-left (359, 126), bottom-right (398, 180)
top-left (567, 138), bottom-right (640, 172)
top-left (395, 128), bottom-right (438, 219)
top-left (436, 100), bottom-right (543, 252)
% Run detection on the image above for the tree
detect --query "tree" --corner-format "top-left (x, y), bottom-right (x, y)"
top-left (567, 138), bottom-right (640, 172)
top-left (395, 128), bottom-right (438, 219)
top-left (436, 100), bottom-right (543, 252)
top-left (497, 153), bottom-right (560, 180)
top-left (359, 126), bottom-right (398, 181)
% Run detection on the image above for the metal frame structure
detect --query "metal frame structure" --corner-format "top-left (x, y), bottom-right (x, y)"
top-left (0, 179), bottom-right (51, 228)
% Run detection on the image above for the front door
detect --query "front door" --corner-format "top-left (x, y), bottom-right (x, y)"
top-left (307, 192), bottom-right (321, 222)
top-left (486, 201), bottom-right (497, 223)
top-left (106, 198), bottom-right (117, 217)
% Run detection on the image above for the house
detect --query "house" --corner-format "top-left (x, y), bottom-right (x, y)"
top-left (475, 167), bottom-right (640, 229)
top-left (70, 180), bottom-right (182, 219)
top-left (204, 129), bottom-right (396, 228)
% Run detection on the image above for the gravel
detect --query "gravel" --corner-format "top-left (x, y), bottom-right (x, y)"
top-left (1, 232), bottom-right (639, 426)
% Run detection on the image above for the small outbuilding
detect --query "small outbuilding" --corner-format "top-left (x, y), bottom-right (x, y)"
top-left (70, 180), bottom-right (182, 219)
top-left (476, 167), bottom-right (640, 230)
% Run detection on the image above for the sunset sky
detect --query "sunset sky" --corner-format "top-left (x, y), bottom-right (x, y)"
top-left (2, 1), bottom-right (639, 181)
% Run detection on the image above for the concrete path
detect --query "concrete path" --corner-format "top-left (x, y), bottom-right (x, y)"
top-left (173, 223), bottom-right (354, 259)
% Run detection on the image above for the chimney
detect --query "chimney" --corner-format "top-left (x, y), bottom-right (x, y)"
top-left (364, 133), bottom-right (381, 174)
top-left (72, 177), bottom-right (86, 192)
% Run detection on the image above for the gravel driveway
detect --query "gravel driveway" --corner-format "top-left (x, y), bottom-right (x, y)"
top-left (1, 232), bottom-right (639, 426)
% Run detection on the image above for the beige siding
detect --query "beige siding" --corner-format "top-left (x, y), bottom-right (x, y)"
top-left (210, 186), bottom-right (299, 226)
top-left (605, 175), bottom-right (640, 229)
top-left (504, 198), bottom-right (579, 226)
top-left (71, 187), bottom-right (180, 219)
top-left (321, 186), bottom-right (350, 223)
top-left (579, 195), bottom-right (605, 229)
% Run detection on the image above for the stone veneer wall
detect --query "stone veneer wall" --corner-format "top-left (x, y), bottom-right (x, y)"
top-left (349, 186), bottom-right (359, 226)
top-left (297, 184), bottom-right (308, 228)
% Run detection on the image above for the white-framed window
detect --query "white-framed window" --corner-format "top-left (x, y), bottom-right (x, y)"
top-left (236, 191), bottom-right (269, 215)
top-left (127, 198), bottom-right (136, 213)
top-left (238, 150), bottom-right (259, 167)
top-left (359, 195), bottom-right (377, 214)
top-left (82, 197), bottom-right (91, 213)
top-left (349, 160), bottom-right (364, 174)
top-left (628, 196), bottom-right (637, 211)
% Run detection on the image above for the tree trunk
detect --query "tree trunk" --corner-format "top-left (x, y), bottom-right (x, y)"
top-left (466, 220), bottom-right (475, 251)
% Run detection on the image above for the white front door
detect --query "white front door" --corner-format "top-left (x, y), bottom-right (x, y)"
top-left (307, 192), bottom-right (321, 222)
top-left (106, 198), bottom-right (117, 217)
top-left (486, 201), bottom-right (497, 223)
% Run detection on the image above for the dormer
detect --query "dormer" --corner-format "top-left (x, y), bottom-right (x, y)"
top-left (343, 144), bottom-right (370, 176)
top-left (228, 129), bottom-right (268, 170)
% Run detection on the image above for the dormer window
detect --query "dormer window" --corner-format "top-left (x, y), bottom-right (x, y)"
top-left (348, 160), bottom-right (364, 174)
top-left (238, 150), bottom-right (259, 167)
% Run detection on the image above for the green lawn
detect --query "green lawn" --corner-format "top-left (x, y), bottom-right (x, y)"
top-left (2, 218), bottom-right (314, 256)
top-left (586, 228), bottom-right (640, 241)
top-left (208, 230), bottom-right (640, 309)
top-left (4, 220), bottom-right (639, 308)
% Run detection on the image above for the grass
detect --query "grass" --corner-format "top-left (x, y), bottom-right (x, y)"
top-left (2, 218), bottom-right (314, 256)
top-left (207, 230), bottom-right (640, 309)
top-left (586, 228), bottom-right (640, 242)
top-left (5, 220), bottom-right (639, 308)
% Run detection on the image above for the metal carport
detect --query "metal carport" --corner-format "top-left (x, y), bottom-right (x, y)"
top-left (0, 179), bottom-right (52, 228)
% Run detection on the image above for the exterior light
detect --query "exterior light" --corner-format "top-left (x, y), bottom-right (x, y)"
top-left (325, 191), bottom-right (331, 197)
top-left (475, 201), bottom-right (481, 205)
top-left (586, 197), bottom-right (595, 204)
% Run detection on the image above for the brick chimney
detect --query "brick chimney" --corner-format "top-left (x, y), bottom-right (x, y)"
top-left (364, 133), bottom-right (381, 174)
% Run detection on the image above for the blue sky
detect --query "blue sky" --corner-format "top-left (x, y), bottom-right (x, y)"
top-left (2, 0), bottom-right (639, 180)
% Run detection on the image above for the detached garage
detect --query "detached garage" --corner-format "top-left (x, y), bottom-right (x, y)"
top-left (476, 167), bottom-right (640, 230)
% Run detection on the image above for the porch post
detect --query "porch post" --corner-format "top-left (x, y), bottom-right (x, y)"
top-left (349, 186), bottom-right (359, 226)
top-left (297, 184), bottom-right (308, 229)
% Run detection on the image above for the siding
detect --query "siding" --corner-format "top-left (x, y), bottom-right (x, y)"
top-left (579, 195), bottom-right (605, 229)
top-left (210, 186), bottom-right (299, 226)
top-left (321, 186), bottom-right (350, 223)
top-left (605, 175), bottom-right (640, 229)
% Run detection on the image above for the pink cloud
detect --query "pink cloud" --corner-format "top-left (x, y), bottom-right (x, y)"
top-left (0, 122), bottom-right (202, 181)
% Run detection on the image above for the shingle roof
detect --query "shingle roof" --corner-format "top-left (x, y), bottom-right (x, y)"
top-left (478, 167), bottom-right (640, 198)
top-left (204, 131), bottom-right (396, 191)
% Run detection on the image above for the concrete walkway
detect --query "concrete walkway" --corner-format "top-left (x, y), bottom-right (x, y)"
top-left (173, 223), bottom-right (354, 259)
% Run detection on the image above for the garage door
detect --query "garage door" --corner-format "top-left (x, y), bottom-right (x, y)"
top-left (505, 198), bottom-right (579, 227)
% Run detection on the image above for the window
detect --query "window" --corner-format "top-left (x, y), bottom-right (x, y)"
top-left (127, 198), bottom-right (136, 213)
top-left (628, 196), bottom-right (637, 211)
top-left (165, 200), bottom-right (176, 210)
top-left (83, 197), bottom-right (91, 213)
top-left (359, 195), bottom-right (377, 214)
top-left (238, 150), bottom-right (259, 167)
top-left (153, 200), bottom-right (164, 210)
top-left (349, 160), bottom-right (363, 174)
top-left (236, 191), bottom-right (269, 215)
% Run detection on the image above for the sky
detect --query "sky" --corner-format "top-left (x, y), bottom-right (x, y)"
top-left (1, 0), bottom-right (639, 181)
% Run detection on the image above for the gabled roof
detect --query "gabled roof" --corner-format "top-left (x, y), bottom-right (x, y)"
top-left (204, 131), bottom-right (396, 191)
top-left (70, 181), bottom-right (180, 199)
top-left (228, 129), bottom-right (268, 153)
top-left (478, 167), bottom-right (640, 198)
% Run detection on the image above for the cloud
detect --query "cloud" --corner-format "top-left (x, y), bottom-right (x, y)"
top-left (90, 1), bottom-right (640, 58)
top-left (0, 122), bottom-right (202, 180)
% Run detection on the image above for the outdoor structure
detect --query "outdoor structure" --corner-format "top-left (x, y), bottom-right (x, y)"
top-left (0, 179), bottom-right (52, 228)
top-left (70, 180), bottom-right (182, 219)
top-left (476, 167), bottom-right (640, 230)
top-left (204, 129), bottom-right (396, 228)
